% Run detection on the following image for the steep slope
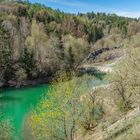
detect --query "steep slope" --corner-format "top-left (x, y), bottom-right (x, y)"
top-left (0, 2), bottom-right (138, 87)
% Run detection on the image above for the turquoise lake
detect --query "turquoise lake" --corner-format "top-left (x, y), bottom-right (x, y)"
top-left (0, 78), bottom-right (106, 138)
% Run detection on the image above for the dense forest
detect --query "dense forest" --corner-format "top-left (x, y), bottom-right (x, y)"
top-left (0, 1), bottom-right (139, 87)
top-left (1, 1), bottom-right (140, 140)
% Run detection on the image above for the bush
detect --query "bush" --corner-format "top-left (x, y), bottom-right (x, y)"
top-left (109, 48), bottom-right (140, 111)
top-left (0, 119), bottom-right (14, 140)
top-left (23, 72), bottom-right (102, 140)
top-left (17, 5), bottom-right (28, 17)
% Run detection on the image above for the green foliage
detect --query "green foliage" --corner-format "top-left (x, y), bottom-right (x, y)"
top-left (86, 23), bottom-right (103, 43)
top-left (24, 72), bottom-right (103, 140)
top-left (109, 48), bottom-right (140, 111)
top-left (79, 12), bottom-right (132, 35)
top-left (17, 4), bottom-right (28, 17)
top-left (15, 67), bottom-right (27, 87)
top-left (68, 46), bottom-right (75, 68)
top-left (20, 48), bottom-right (36, 78)
top-left (0, 119), bottom-right (14, 140)
top-left (0, 22), bottom-right (12, 86)
top-left (0, 2), bottom-right (139, 88)
top-left (62, 35), bottom-right (89, 69)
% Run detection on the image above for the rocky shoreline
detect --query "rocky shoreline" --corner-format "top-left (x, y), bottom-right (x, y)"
top-left (1, 77), bottom-right (52, 88)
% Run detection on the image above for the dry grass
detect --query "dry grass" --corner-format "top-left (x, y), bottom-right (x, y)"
top-left (75, 86), bottom-right (140, 140)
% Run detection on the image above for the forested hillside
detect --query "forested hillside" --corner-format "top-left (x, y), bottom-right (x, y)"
top-left (2, 1), bottom-right (140, 140)
top-left (0, 1), bottom-right (139, 88)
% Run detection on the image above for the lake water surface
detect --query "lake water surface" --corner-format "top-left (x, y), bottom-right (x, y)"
top-left (0, 84), bottom-right (49, 138)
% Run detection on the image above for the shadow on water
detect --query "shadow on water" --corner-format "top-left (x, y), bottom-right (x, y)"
top-left (94, 72), bottom-right (107, 80)
top-left (0, 96), bottom-right (22, 102)
top-left (79, 70), bottom-right (107, 80)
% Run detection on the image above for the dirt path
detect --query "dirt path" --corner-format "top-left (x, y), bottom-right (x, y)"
top-left (80, 56), bottom-right (124, 73)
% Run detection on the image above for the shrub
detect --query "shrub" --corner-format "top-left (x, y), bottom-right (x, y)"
top-left (0, 119), bottom-right (14, 140)
top-left (23, 72), bottom-right (103, 140)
